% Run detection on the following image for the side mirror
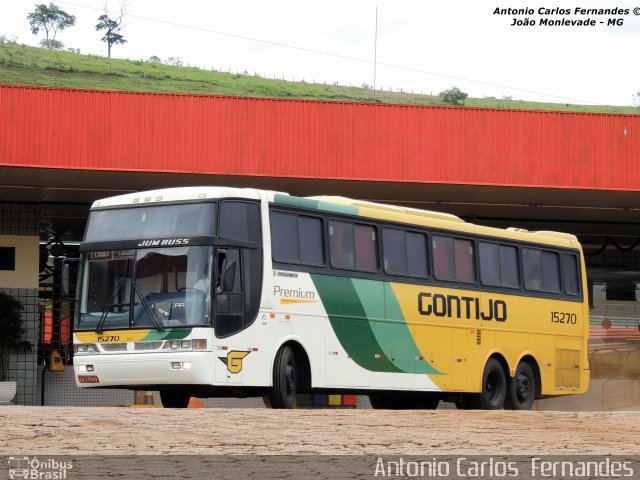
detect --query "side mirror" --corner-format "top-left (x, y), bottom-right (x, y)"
top-left (61, 259), bottom-right (79, 298)
top-left (61, 263), bottom-right (70, 296)
top-left (222, 261), bottom-right (236, 292)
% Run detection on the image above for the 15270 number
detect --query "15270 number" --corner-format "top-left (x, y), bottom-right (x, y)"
top-left (96, 335), bottom-right (120, 342)
top-left (551, 312), bottom-right (577, 324)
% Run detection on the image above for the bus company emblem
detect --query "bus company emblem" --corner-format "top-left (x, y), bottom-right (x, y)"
top-left (137, 238), bottom-right (190, 247)
top-left (418, 292), bottom-right (507, 322)
top-left (273, 285), bottom-right (318, 304)
top-left (218, 351), bottom-right (251, 374)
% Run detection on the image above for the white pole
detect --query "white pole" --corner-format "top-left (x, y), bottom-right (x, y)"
top-left (373, 5), bottom-right (378, 99)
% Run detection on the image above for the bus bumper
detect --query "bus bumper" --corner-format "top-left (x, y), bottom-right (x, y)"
top-left (74, 352), bottom-right (213, 388)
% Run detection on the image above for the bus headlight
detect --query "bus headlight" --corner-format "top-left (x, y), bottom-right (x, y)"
top-left (75, 344), bottom-right (99, 354)
top-left (162, 339), bottom-right (207, 351)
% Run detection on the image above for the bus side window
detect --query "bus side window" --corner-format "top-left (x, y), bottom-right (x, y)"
top-left (563, 253), bottom-right (580, 295)
top-left (433, 235), bottom-right (474, 283)
top-left (523, 248), bottom-right (561, 293)
top-left (217, 201), bottom-right (263, 335)
top-left (214, 248), bottom-right (243, 337)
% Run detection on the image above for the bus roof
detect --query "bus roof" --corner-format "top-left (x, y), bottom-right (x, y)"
top-left (90, 186), bottom-right (283, 209)
top-left (91, 186), bottom-right (580, 250)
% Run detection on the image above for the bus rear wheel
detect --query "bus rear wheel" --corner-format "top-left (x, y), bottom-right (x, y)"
top-left (471, 358), bottom-right (506, 410)
top-left (504, 362), bottom-right (536, 410)
top-left (159, 389), bottom-right (190, 408)
top-left (268, 345), bottom-right (297, 409)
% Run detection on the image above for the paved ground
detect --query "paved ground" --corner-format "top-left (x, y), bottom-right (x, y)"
top-left (1, 407), bottom-right (639, 455)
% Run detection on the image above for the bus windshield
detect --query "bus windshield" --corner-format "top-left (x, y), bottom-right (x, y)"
top-left (85, 203), bottom-right (216, 242)
top-left (77, 246), bottom-right (212, 331)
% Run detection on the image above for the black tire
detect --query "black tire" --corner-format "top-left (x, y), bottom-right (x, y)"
top-left (504, 362), bottom-right (536, 410)
top-left (268, 345), bottom-right (297, 408)
top-left (159, 389), bottom-right (190, 408)
top-left (470, 358), bottom-right (507, 410)
top-left (454, 395), bottom-right (472, 410)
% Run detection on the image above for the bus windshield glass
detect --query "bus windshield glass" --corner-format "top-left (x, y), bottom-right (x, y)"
top-left (84, 203), bottom-right (216, 242)
top-left (77, 246), bottom-right (212, 330)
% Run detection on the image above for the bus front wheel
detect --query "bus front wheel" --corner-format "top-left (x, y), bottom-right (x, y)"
top-left (504, 362), bottom-right (536, 410)
top-left (471, 358), bottom-right (506, 410)
top-left (159, 389), bottom-right (190, 408)
top-left (268, 345), bottom-right (297, 409)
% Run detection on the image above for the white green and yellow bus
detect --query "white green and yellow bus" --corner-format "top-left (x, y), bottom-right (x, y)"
top-left (73, 187), bottom-right (589, 409)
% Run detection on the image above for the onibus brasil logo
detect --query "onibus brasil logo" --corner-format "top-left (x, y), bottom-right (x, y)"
top-left (8, 457), bottom-right (73, 479)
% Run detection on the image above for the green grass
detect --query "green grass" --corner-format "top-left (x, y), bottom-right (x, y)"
top-left (0, 42), bottom-right (637, 114)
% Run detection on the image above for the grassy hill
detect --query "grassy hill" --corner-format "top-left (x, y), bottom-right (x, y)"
top-left (0, 41), bottom-right (637, 114)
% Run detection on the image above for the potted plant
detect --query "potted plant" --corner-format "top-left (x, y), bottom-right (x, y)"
top-left (0, 292), bottom-right (31, 404)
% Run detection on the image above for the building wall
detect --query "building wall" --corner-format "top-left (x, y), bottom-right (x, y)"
top-left (0, 203), bottom-right (40, 405)
top-left (1, 85), bottom-right (639, 191)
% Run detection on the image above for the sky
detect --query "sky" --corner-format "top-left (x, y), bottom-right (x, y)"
top-left (1, 0), bottom-right (639, 106)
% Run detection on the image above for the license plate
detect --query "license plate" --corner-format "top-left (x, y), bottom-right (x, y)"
top-left (78, 375), bottom-right (99, 384)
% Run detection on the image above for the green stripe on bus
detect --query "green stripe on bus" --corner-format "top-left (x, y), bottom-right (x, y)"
top-left (311, 274), bottom-right (401, 373)
top-left (142, 328), bottom-right (192, 341)
top-left (274, 194), bottom-right (359, 216)
top-left (382, 283), bottom-right (442, 375)
top-left (351, 279), bottom-right (441, 375)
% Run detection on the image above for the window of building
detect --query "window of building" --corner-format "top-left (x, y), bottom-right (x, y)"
top-left (0, 247), bottom-right (15, 271)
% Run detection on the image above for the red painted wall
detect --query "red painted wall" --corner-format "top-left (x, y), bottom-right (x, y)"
top-left (1, 85), bottom-right (638, 191)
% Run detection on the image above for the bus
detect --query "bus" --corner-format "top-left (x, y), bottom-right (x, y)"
top-left (72, 186), bottom-right (590, 409)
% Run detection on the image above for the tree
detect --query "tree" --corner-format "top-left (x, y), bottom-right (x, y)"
top-left (0, 292), bottom-right (31, 382)
top-left (95, 3), bottom-right (127, 58)
top-left (27, 3), bottom-right (75, 50)
top-left (165, 56), bottom-right (183, 67)
top-left (40, 39), bottom-right (64, 50)
top-left (439, 86), bottom-right (468, 106)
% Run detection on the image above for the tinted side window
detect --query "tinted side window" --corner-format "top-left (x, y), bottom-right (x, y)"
top-left (219, 201), bottom-right (261, 243)
top-left (354, 225), bottom-right (377, 271)
top-left (479, 242), bottom-right (500, 286)
top-left (406, 232), bottom-right (428, 277)
top-left (299, 216), bottom-right (324, 264)
top-left (523, 248), bottom-right (561, 293)
top-left (329, 221), bottom-right (355, 268)
top-left (454, 239), bottom-right (475, 283)
top-left (500, 245), bottom-right (519, 287)
top-left (433, 236), bottom-right (455, 280)
top-left (383, 229), bottom-right (428, 277)
top-left (270, 212), bottom-right (298, 263)
top-left (563, 254), bottom-right (580, 295)
top-left (479, 242), bottom-right (519, 288)
top-left (383, 228), bottom-right (407, 274)
top-left (433, 236), bottom-right (474, 283)
top-left (541, 251), bottom-right (560, 292)
top-left (270, 211), bottom-right (324, 265)
top-left (329, 221), bottom-right (377, 272)
top-left (523, 248), bottom-right (542, 290)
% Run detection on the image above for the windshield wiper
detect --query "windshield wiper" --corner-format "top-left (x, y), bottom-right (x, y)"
top-left (94, 279), bottom-right (165, 333)
top-left (95, 278), bottom-right (125, 334)
top-left (131, 281), bottom-right (165, 332)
